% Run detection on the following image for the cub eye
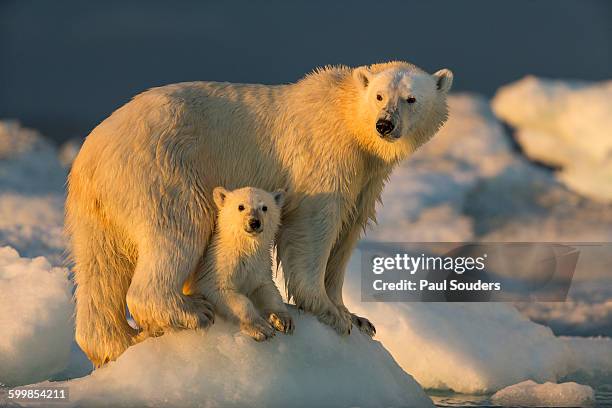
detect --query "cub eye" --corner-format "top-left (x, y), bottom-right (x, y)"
top-left (376, 94), bottom-right (383, 101)
top-left (238, 204), bottom-right (245, 211)
top-left (262, 205), bottom-right (268, 212)
top-left (406, 97), bottom-right (416, 104)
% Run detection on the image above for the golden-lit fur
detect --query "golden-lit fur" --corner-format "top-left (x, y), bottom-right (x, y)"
top-left (66, 61), bottom-right (452, 366)
top-left (192, 187), bottom-right (292, 342)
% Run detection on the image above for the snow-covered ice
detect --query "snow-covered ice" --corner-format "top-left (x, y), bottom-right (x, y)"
top-left (492, 76), bottom-right (612, 203)
top-left (272, 252), bottom-right (612, 395)
top-left (0, 121), bottom-right (66, 264)
top-left (491, 380), bottom-right (595, 407)
top-left (0, 247), bottom-right (73, 387)
top-left (38, 310), bottom-right (433, 408)
top-left (516, 282), bottom-right (612, 337)
top-left (341, 255), bottom-right (570, 394)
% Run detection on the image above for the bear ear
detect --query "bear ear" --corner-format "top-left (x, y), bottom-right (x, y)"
top-left (273, 189), bottom-right (285, 208)
top-left (213, 187), bottom-right (228, 209)
top-left (353, 66), bottom-right (372, 89)
top-left (433, 69), bottom-right (453, 93)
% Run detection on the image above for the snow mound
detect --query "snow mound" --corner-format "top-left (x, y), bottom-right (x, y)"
top-left (0, 247), bottom-right (73, 387)
top-left (0, 120), bottom-right (66, 195)
top-left (491, 380), bottom-right (595, 407)
top-left (0, 121), bottom-right (67, 263)
top-left (339, 255), bottom-right (570, 394)
top-left (517, 282), bottom-right (612, 337)
top-left (492, 76), bottom-right (612, 202)
top-left (45, 310), bottom-right (432, 408)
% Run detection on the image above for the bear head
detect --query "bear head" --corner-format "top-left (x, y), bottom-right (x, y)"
top-left (351, 61), bottom-right (453, 163)
top-left (213, 186), bottom-right (284, 242)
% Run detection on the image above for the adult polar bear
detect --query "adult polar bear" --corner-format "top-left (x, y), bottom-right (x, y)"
top-left (67, 61), bottom-right (453, 367)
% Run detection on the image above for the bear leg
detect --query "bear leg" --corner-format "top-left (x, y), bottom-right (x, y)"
top-left (325, 212), bottom-right (378, 338)
top-left (72, 220), bottom-right (139, 368)
top-left (250, 282), bottom-right (294, 334)
top-left (126, 226), bottom-right (214, 335)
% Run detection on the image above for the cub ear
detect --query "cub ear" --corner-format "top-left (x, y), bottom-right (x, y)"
top-left (213, 187), bottom-right (228, 209)
top-left (272, 189), bottom-right (285, 208)
top-left (353, 66), bottom-right (372, 89)
top-left (433, 69), bottom-right (453, 93)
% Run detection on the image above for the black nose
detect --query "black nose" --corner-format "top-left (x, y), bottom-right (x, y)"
top-left (248, 219), bottom-right (261, 230)
top-left (376, 119), bottom-right (394, 136)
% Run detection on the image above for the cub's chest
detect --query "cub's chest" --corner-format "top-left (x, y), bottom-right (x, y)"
top-left (230, 256), bottom-right (269, 294)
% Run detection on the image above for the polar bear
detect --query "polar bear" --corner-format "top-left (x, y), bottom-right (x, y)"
top-left (66, 61), bottom-right (453, 366)
top-left (188, 186), bottom-right (292, 341)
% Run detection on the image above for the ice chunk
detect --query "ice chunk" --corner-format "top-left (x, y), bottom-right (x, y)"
top-left (492, 76), bottom-right (612, 202)
top-left (340, 254), bottom-right (570, 394)
top-left (491, 380), bottom-right (595, 407)
top-left (41, 311), bottom-right (433, 408)
top-left (0, 120), bottom-right (66, 195)
top-left (0, 247), bottom-right (73, 386)
top-left (0, 121), bottom-right (67, 262)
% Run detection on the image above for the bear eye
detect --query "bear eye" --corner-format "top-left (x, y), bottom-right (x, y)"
top-left (406, 97), bottom-right (416, 104)
top-left (376, 94), bottom-right (383, 101)
top-left (238, 204), bottom-right (245, 211)
top-left (262, 205), bottom-right (268, 212)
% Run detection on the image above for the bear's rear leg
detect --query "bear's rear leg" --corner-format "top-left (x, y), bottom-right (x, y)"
top-left (72, 222), bottom-right (139, 367)
top-left (126, 230), bottom-right (214, 335)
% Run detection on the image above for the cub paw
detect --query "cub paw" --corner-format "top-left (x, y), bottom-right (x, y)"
top-left (268, 311), bottom-right (294, 334)
top-left (241, 317), bottom-right (276, 342)
top-left (351, 313), bottom-right (376, 337)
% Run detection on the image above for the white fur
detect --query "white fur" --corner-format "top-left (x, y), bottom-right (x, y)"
top-left (66, 61), bottom-right (452, 366)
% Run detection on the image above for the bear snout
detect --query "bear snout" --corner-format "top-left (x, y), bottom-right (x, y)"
top-left (375, 119), bottom-right (395, 137)
top-left (246, 218), bottom-right (262, 234)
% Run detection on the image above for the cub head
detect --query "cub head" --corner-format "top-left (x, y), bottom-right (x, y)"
top-left (350, 61), bottom-right (453, 162)
top-left (213, 186), bottom-right (284, 241)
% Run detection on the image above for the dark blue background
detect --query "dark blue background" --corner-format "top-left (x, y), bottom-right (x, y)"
top-left (1, 0), bottom-right (610, 143)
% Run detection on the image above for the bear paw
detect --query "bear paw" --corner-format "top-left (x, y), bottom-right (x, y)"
top-left (127, 291), bottom-right (214, 334)
top-left (351, 313), bottom-right (376, 337)
top-left (267, 311), bottom-right (294, 334)
top-left (187, 293), bottom-right (215, 325)
top-left (170, 293), bottom-right (214, 331)
top-left (317, 307), bottom-right (352, 336)
top-left (241, 317), bottom-right (276, 342)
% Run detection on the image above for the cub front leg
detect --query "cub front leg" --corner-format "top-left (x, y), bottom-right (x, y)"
top-left (214, 289), bottom-right (276, 342)
top-left (250, 282), bottom-right (294, 334)
top-left (277, 197), bottom-right (352, 335)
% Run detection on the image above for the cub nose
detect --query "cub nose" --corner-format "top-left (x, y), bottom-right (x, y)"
top-left (248, 218), bottom-right (261, 231)
top-left (376, 119), bottom-right (394, 136)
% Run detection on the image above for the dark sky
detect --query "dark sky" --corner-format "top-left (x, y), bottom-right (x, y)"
top-left (1, 0), bottom-right (610, 143)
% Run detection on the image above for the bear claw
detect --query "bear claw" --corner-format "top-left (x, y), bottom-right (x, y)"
top-left (242, 317), bottom-right (276, 341)
top-left (187, 293), bottom-right (215, 326)
top-left (351, 314), bottom-right (376, 337)
top-left (268, 312), bottom-right (294, 334)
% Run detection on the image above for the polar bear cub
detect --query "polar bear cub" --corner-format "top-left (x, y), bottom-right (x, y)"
top-left (195, 186), bottom-right (293, 341)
